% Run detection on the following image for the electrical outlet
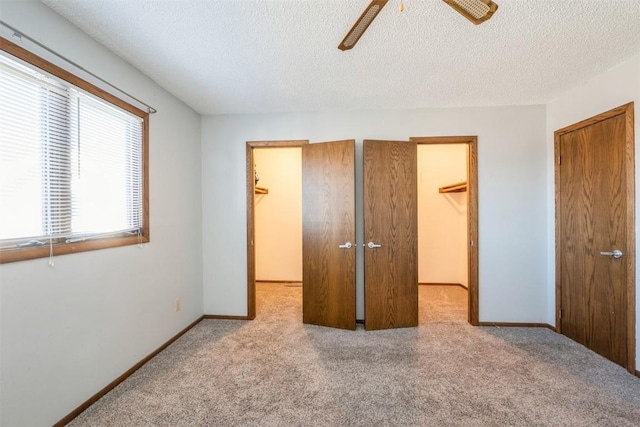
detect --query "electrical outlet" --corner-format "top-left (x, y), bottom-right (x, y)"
top-left (174, 298), bottom-right (181, 312)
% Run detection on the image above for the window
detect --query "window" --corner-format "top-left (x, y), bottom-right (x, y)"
top-left (0, 38), bottom-right (149, 263)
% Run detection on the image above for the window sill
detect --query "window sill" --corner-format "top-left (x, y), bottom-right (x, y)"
top-left (0, 235), bottom-right (150, 264)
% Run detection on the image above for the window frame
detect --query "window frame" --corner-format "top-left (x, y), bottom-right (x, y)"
top-left (0, 37), bottom-right (150, 264)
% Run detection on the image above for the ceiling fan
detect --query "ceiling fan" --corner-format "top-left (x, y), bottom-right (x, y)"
top-left (338, 0), bottom-right (499, 51)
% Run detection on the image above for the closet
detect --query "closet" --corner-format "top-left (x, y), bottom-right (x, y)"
top-left (418, 144), bottom-right (469, 289)
top-left (246, 138), bottom-right (478, 329)
top-left (253, 147), bottom-right (302, 284)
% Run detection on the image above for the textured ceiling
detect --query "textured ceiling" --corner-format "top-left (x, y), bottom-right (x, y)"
top-left (41, 0), bottom-right (640, 115)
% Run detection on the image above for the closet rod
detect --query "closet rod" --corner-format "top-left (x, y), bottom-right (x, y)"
top-left (0, 20), bottom-right (157, 114)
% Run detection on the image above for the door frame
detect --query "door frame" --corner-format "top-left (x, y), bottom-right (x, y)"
top-left (554, 103), bottom-right (635, 373)
top-left (410, 136), bottom-right (479, 326)
top-left (246, 140), bottom-right (309, 319)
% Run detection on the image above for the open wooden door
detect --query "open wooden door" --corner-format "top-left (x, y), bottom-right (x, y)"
top-left (363, 140), bottom-right (418, 330)
top-left (555, 103), bottom-right (635, 373)
top-left (302, 140), bottom-right (356, 330)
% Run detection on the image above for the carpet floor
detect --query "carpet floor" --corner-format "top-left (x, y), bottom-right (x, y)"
top-left (68, 283), bottom-right (640, 426)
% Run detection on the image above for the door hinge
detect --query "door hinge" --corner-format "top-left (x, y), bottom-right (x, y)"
top-left (559, 309), bottom-right (562, 319)
top-left (558, 155), bottom-right (561, 166)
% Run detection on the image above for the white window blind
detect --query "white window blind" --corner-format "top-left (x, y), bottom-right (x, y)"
top-left (0, 54), bottom-right (144, 247)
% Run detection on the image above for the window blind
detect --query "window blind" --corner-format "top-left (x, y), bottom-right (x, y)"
top-left (0, 54), bottom-right (144, 247)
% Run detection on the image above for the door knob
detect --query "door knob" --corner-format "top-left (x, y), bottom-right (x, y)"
top-left (600, 249), bottom-right (623, 259)
top-left (338, 242), bottom-right (353, 249)
top-left (367, 241), bottom-right (382, 249)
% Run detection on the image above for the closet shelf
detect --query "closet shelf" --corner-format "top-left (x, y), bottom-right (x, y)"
top-left (439, 181), bottom-right (467, 193)
top-left (255, 186), bottom-right (269, 195)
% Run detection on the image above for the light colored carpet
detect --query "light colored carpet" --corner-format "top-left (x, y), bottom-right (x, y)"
top-left (418, 284), bottom-right (467, 324)
top-left (68, 283), bottom-right (640, 426)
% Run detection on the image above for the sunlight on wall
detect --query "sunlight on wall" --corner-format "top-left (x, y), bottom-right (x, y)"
top-left (254, 147), bottom-right (302, 281)
top-left (418, 144), bottom-right (468, 287)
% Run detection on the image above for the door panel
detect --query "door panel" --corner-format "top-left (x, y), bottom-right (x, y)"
top-left (558, 112), bottom-right (630, 368)
top-left (302, 140), bottom-right (356, 330)
top-left (364, 140), bottom-right (418, 330)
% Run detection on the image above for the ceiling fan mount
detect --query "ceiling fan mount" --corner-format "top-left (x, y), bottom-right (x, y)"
top-left (338, 0), bottom-right (499, 51)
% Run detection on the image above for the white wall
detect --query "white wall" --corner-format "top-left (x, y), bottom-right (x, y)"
top-left (418, 144), bottom-right (468, 287)
top-left (202, 106), bottom-right (547, 321)
top-left (0, 2), bottom-right (203, 426)
top-left (254, 148), bottom-right (302, 281)
top-left (546, 53), bottom-right (640, 368)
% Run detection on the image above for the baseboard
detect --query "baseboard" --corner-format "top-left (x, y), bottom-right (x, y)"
top-left (478, 322), bottom-right (555, 330)
top-left (419, 282), bottom-right (467, 289)
top-left (635, 370), bottom-right (640, 379)
top-left (54, 315), bottom-right (205, 427)
top-left (256, 280), bottom-right (302, 284)
top-left (356, 319), bottom-right (364, 324)
top-left (203, 314), bottom-right (250, 320)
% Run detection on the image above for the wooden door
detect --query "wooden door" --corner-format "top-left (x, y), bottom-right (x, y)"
top-left (556, 103), bottom-right (635, 372)
top-left (302, 140), bottom-right (356, 330)
top-left (363, 140), bottom-right (418, 330)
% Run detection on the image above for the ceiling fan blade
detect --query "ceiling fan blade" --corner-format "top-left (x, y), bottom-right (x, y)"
top-left (338, 0), bottom-right (389, 51)
top-left (443, 0), bottom-right (498, 25)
